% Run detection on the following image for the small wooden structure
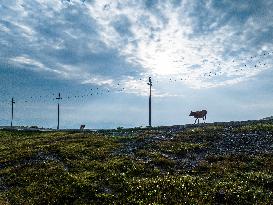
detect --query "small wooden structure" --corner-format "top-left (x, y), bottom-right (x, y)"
top-left (80, 125), bottom-right (85, 132)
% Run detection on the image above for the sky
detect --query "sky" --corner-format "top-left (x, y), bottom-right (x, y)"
top-left (0, 0), bottom-right (273, 129)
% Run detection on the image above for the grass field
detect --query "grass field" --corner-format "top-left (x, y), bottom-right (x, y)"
top-left (1, 122), bottom-right (273, 204)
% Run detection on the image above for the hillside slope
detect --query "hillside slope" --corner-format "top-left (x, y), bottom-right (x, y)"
top-left (1, 121), bottom-right (273, 204)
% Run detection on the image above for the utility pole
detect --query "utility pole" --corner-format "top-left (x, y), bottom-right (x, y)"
top-left (147, 77), bottom-right (152, 127)
top-left (11, 97), bottom-right (15, 127)
top-left (56, 93), bottom-right (62, 130)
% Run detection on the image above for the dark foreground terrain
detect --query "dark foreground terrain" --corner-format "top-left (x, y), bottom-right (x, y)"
top-left (1, 121), bottom-right (273, 204)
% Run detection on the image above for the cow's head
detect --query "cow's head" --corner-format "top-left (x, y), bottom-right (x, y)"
top-left (189, 111), bottom-right (194, 116)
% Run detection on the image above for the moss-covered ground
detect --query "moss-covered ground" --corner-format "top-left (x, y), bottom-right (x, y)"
top-left (1, 122), bottom-right (273, 204)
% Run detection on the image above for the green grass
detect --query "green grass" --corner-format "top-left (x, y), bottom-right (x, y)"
top-left (1, 123), bottom-right (273, 204)
top-left (233, 123), bottom-right (273, 132)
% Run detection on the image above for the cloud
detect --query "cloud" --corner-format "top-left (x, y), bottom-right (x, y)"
top-left (11, 56), bottom-right (45, 70)
top-left (82, 0), bottom-right (273, 89)
top-left (0, 0), bottom-right (273, 94)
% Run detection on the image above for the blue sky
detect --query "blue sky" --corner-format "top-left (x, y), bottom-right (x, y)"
top-left (0, 0), bottom-right (273, 129)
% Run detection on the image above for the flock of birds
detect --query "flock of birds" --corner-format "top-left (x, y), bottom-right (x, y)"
top-left (0, 51), bottom-right (272, 107)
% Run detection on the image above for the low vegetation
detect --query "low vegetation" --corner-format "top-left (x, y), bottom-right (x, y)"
top-left (1, 121), bottom-right (273, 204)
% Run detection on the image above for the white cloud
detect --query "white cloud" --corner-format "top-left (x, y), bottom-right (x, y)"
top-left (82, 76), bottom-right (114, 86)
top-left (1, 0), bottom-right (273, 94)
top-left (82, 0), bottom-right (273, 90)
top-left (10, 56), bottom-right (46, 70)
top-left (0, 23), bottom-right (10, 32)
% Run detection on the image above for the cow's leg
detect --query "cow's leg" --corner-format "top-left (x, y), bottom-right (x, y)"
top-left (194, 118), bottom-right (197, 124)
top-left (198, 118), bottom-right (199, 124)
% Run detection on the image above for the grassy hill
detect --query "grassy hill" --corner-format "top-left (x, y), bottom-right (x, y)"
top-left (1, 121), bottom-right (273, 204)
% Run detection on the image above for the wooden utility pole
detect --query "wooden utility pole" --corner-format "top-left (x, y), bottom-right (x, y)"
top-left (11, 98), bottom-right (15, 127)
top-left (147, 77), bottom-right (152, 127)
top-left (56, 93), bottom-right (62, 130)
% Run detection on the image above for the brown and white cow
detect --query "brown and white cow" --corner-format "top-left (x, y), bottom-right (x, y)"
top-left (189, 110), bottom-right (207, 124)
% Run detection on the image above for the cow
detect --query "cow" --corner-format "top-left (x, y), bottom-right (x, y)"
top-left (189, 110), bottom-right (207, 124)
